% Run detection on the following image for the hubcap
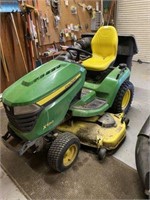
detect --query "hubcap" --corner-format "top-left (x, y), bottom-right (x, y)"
top-left (122, 89), bottom-right (131, 110)
top-left (63, 144), bottom-right (78, 166)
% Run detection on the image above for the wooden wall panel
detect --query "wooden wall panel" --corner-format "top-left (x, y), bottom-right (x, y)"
top-left (37, 0), bottom-right (98, 45)
top-left (1, 13), bottom-right (28, 92)
top-left (1, 0), bottom-right (102, 92)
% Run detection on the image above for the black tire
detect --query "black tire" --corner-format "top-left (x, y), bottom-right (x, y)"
top-left (111, 80), bottom-right (134, 114)
top-left (98, 148), bottom-right (107, 160)
top-left (47, 132), bottom-right (80, 172)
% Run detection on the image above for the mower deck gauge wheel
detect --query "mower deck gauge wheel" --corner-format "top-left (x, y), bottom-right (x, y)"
top-left (98, 148), bottom-right (107, 160)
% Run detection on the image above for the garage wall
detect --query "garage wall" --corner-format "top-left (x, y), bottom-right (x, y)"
top-left (116, 0), bottom-right (150, 63)
top-left (0, 0), bottom-right (98, 92)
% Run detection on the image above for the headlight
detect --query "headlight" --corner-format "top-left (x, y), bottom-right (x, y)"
top-left (14, 104), bottom-right (41, 115)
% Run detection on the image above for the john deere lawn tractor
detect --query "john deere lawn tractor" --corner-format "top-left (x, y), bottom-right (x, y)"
top-left (2, 26), bottom-right (138, 172)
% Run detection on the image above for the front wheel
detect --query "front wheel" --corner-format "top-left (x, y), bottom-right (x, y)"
top-left (47, 132), bottom-right (80, 172)
top-left (111, 80), bottom-right (134, 114)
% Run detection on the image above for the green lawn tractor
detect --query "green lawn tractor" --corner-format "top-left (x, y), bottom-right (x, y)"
top-left (2, 26), bottom-right (138, 172)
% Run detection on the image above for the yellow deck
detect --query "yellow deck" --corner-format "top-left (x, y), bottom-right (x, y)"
top-left (57, 113), bottom-right (126, 150)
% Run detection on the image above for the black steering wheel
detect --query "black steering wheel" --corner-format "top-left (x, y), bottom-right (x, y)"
top-left (66, 47), bottom-right (92, 61)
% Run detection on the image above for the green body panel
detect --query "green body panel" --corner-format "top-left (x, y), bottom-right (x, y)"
top-left (70, 66), bottom-right (130, 117)
top-left (9, 74), bottom-right (85, 141)
top-left (2, 60), bottom-right (84, 106)
top-left (3, 60), bottom-right (86, 141)
top-left (85, 66), bottom-right (130, 104)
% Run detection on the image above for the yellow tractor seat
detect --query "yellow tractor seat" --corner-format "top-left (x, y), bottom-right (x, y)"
top-left (82, 26), bottom-right (118, 71)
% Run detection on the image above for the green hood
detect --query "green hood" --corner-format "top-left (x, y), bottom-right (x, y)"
top-left (3, 60), bottom-right (85, 106)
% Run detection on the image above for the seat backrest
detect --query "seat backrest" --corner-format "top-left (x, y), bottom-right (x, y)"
top-left (91, 26), bottom-right (118, 58)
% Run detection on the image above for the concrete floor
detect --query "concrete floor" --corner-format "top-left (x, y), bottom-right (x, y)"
top-left (0, 61), bottom-right (149, 199)
top-left (0, 166), bottom-right (27, 200)
top-left (114, 61), bottom-right (150, 169)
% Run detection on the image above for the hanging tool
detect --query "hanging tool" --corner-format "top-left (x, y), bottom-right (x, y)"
top-left (32, 0), bottom-right (42, 45)
top-left (59, 31), bottom-right (66, 44)
top-left (50, 0), bottom-right (60, 28)
top-left (50, 0), bottom-right (59, 16)
top-left (54, 15), bottom-right (60, 28)
top-left (64, 0), bottom-right (69, 6)
top-left (73, 0), bottom-right (82, 32)
top-left (10, 13), bottom-right (28, 73)
top-left (29, 11), bottom-right (41, 67)
top-left (101, 0), bottom-right (103, 16)
top-left (25, 9), bottom-right (36, 70)
top-left (21, 3), bottom-right (41, 69)
top-left (70, 6), bottom-right (77, 14)
top-left (43, 17), bottom-right (48, 33)
top-left (96, 1), bottom-right (99, 12)
top-left (45, 0), bottom-right (50, 6)
top-left (107, 0), bottom-right (116, 25)
top-left (0, 37), bottom-right (9, 82)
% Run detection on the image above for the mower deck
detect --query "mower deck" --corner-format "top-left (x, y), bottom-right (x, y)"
top-left (57, 113), bottom-right (126, 151)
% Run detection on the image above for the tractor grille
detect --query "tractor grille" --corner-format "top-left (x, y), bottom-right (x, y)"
top-left (4, 104), bottom-right (41, 132)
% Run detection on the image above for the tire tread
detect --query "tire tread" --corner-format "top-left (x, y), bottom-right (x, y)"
top-left (47, 132), bottom-right (80, 172)
top-left (111, 80), bottom-right (134, 114)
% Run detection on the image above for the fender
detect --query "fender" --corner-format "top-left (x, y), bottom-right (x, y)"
top-left (84, 65), bottom-right (130, 107)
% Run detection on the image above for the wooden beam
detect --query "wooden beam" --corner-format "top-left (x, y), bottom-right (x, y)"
top-left (0, 37), bottom-right (10, 82)
top-left (10, 13), bottom-right (28, 73)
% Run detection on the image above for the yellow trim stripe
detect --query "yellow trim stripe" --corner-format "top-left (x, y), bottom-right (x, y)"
top-left (36, 74), bottom-right (81, 106)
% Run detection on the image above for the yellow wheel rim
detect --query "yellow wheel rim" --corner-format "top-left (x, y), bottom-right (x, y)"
top-left (63, 144), bottom-right (78, 167)
top-left (122, 89), bottom-right (131, 110)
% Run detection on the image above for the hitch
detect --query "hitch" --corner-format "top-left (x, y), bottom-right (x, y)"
top-left (1, 131), bottom-right (43, 156)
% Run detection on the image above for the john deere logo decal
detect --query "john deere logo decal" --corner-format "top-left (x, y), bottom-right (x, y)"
top-left (43, 120), bottom-right (54, 130)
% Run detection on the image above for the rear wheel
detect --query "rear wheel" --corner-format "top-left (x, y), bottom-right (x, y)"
top-left (47, 132), bottom-right (80, 172)
top-left (111, 80), bottom-right (134, 114)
